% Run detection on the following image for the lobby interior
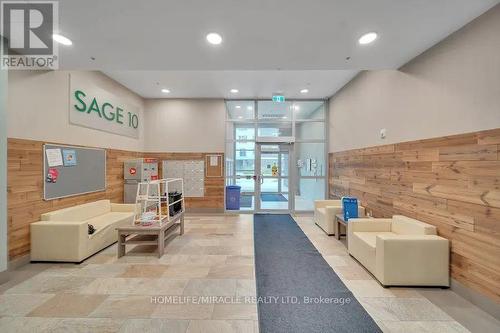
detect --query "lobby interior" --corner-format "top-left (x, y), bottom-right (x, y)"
top-left (0, 1), bottom-right (500, 332)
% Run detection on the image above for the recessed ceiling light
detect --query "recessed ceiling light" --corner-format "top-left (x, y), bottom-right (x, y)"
top-left (161, 88), bottom-right (170, 93)
top-left (238, 116), bottom-right (243, 119)
top-left (52, 33), bottom-right (72, 46)
top-left (230, 89), bottom-right (239, 94)
top-left (358, 32), bottom-right (377, 45)
top-left (282, 116), bottom-right (288, 119)
top-left (300, 89), bottom-right (309, 94)
top-left (235, 105), bottom-right (241, 109)
top-left (247, 106), bottom-right (253, 111)
top-left (294, 105), bottom-right (300, 111)
top-left (206, 32), bottom-right (223, 45)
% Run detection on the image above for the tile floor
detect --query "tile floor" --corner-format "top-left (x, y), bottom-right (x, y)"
top-left (0, 214), bottom-right (498, 333)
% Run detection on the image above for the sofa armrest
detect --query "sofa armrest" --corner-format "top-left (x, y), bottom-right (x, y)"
top-left (30, 221), bottom-right (88, 262)
top-left (111, 203), bottom-right (138, 213)
top-left (375, 234), bottom-right (449, 286)
top-left (314, 200), bottom-right (341, 209)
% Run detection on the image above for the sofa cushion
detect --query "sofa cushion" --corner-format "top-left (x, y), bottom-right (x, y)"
top-left (41, 200), bottom-right (111, 222)
top-left (392, 215), bottom-right (436, 235)
top-left (350, 231), bottom-right (395, 274)
top-left (353, 232), bottom-right (396, 249)
top-left (85, 212), bottom-right (134, 237)
top-left (316, 208), bottom-right (326, 218)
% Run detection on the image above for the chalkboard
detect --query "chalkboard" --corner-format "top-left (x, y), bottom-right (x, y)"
top-left (43, 144), bottom-right (106, 200)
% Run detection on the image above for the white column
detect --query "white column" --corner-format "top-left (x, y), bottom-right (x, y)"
top-left (0, 51), bottom-right (8, 275)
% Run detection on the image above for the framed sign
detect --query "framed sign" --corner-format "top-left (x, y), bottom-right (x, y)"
top-left (205, 154), bottom-right (223, 178)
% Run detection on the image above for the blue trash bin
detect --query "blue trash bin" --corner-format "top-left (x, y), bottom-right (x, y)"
top-left (226, 185), bottom-right (241, 210)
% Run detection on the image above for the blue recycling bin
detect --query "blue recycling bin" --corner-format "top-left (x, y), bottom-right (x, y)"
top-left (226, 185), bottom-right (241, 210)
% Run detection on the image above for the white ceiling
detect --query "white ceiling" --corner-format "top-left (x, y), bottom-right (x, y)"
top-left (54, 0), bottom-right (499, 98)
top-left (104, 70), bottom-right (358, 99)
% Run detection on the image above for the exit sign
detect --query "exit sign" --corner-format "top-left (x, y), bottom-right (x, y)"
top-left (272, 95), bottom-right (285, 103)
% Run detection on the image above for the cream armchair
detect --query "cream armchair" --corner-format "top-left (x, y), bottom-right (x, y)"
top-left (314, 200), bottom-right (365, 235)
top-left (348, 215), bottom-right (449, 287)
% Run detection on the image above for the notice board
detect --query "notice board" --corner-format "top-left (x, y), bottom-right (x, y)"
top-left (206, 154), bottom-right (223, 177)
top-left (43, 144), bottom-right (106, 200)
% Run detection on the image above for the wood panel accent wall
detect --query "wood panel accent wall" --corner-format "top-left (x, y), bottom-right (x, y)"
top-left (329, 128), bottom-right (500, 302)
top-left (145, 152), bottom-right (224, 209)
top-left (7, 138), bottom-right (141, 259)
top-left (7, 138), bottom-right (225, 260)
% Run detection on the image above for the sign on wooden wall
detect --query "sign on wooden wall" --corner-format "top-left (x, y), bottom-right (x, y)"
top-left (69, 74), bottom-right (140, 138)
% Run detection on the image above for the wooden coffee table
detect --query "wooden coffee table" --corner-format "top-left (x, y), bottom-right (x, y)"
top-left (334, 214), bottom-right (348, 241)
top-left (116, 213), bottom-right (184, 258)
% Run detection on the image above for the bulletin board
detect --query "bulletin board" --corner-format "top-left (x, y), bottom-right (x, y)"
top-left (206, 154), bottom-right (223, 178)
top-left (43, 144), bottom-right (106, 200)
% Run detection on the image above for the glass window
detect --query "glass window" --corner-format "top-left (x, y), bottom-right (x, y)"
top-left (239, 194), bottom-right (254, 210)
top-left (293, 101), bottom-right (325, 120)
top-left (225, 100), bottom-right (326, 212)
top-left (260, 177), bottom-right (279, 193)
top-left (236, 177), bottom-right (255, 192)
top-left (257, 101), bottom-right (292, 120)
top-left (295, 121), bottom-right (325, 140)
top-left (295, 178), bottom-right (325, 210)
top-left (261, 153), bottom-right (278, 176)
top-left (257, 122), bottom-right (292, 137)
top-left (226, 101), bottom-right (255, 120)
top-left (226, 123), bottom-right (255, 141)
top-left (295, 143), bottom-right (326, 176)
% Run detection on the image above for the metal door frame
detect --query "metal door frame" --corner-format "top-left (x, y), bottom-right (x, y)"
top-left (255, 142), bottom-right (293, 213)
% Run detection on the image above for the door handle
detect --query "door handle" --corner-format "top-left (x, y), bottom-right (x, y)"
top-left (260, 174), bottom-right (264, 184)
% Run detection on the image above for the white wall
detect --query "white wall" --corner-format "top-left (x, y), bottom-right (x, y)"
top-left (144, 99), bottom-right (226, 152)
top-left (7, 71), bottom-right (144, 151)
top-left (329, 5), bottom-right (500, 152)
top-left (0, 67), bottom-right (7, 274)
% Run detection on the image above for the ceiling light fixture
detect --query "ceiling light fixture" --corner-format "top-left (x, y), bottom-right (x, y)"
top-left (358, 32), bottom-right (378, 45)
top-left (206, 32), bottom-right (223, 45)
top-left (300, 89), bottom-right (309, 94)
top-left (247, 106), bottom-right (253, 111)
top-left (161, 88), bottom-right (170, 93)
top-left (294, 105), bottom-right (300, 111)
top-left (235, 105), bottom-right (241, 109)
top-left (52, 33), bottom-right (72, 46)
top-left (230, 89), bottom-right (239, 94)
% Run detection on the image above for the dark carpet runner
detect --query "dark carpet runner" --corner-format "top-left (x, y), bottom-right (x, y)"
top-left (254, 214), bottom-right (381, 333)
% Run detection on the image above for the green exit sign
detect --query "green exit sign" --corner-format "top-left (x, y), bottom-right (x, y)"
top-left (272, 95), bottom-right (285, 103)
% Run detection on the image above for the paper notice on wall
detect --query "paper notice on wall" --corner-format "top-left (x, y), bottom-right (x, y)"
top-left (210, 156), bottom-right (218, 166)
top-left (46, 148), bottom-right (63, 167)
top-left (62, 149), bottom-right (77, 167)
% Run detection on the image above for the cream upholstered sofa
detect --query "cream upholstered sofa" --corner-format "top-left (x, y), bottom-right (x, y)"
top-left (314, 200), bottom-right (365, 235)
top-left (348, 215), bottom-right (449, 287)
top-left (31, 200), bottom-right (136, 262)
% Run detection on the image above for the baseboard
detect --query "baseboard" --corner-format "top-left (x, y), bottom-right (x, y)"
top-left (451, 278), bottom-right (500, 320)
top-left (8, 254), bottom-right (30, 270)
top-left (185, 208), bottom-right (225, 214)
top-left (0, 269), bottom-right (9, 284)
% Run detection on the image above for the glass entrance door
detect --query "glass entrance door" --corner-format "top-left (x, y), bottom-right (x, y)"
top-left (255, 143), bottom-right (292, 212)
